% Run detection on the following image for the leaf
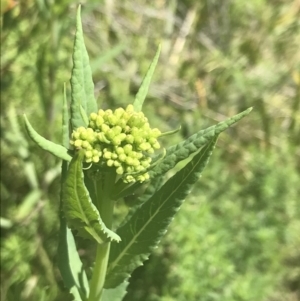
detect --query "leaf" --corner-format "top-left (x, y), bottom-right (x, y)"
top-left (58, 159), bottom-right (89, 301)
top-left (62, 83), bottom-right (70, 148)
top-left (150, 107), bottom-right (252, 178)
top-left (57, 210), bottom-right (89, 301)
top-left (23, 114), bottom-right (72, 162)
top-left (104, 137), bottom-right (218, 288)
top-left (71, 5), bottom-right (97, 129)
top-left (62, 150), bottom-right (121, 244)
top-left (133, 44), bottom-right (161, 112)
top-left (101, 281), bottom-right (129, 301)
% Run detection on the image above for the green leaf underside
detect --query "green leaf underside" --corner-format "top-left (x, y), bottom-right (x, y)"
top-left (62, 150), bottom-right (121, 244)
top-left (150, 107), bottom-right (252, 178)
top-left (58, 159), bottom-right (89, 301)
top-left (101, 281), bottom-right (129, 301)
top-left (104, 137), bottom-right (218, 288)
top-left (62, 83), bottom-right (70, 148)
top-left (57, 210), bottom-right (89, 300)
top-left (133, 44), bottom-right (161, 112)
top-left (71, 5), bottom-right (97, 129)
top-left (23, 114), bottom-right (72, 162)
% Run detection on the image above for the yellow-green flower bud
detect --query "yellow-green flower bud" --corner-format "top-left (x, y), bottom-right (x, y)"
top-left (153, 142), bottom-right (160, 149)
top-left (92, 156), bottom-right (100, 163)
top-left (125, 157), bottom-right (134, 165)
top-left (96, 116), bottom-right (104, 128)
top-left (74, 140), bottom-right (82, 148)
top-left (101, 123), bottom-right (110, 133)
top-left (107, 159), bottom-right (114, 167)
top-left (90, 112), bottom-right (97, 121)
top-left (118, 154), bottom-right (127, 162)
top-left (107, 114), bottom-right (118, 125)
top-left (116, 166), bottom-right (124, 175)
top-left (85, 150), bottom-right (93, 158)
top-left (114, 107), bottom-right (125, 117)
top-left (116, 147), bottom-right (124, 155)
top-left (126, 104), bottom-right (134, 113)
top-left (152, 128), bottom-right (161, 138)
top-left (98, 109), bottom-right (105, 116)
top-left (72, 131), bottom-right (81, 140)
top-left (125, 134), bottom-right (134, 144)
top-left (123, 144), bottom-right (133, 154)
top-left (103, 151), bottom-right (112, 159)
top-left (139, 142), bottom-right (151, 151)
top-left (111, 153), bottom-right (118, 160)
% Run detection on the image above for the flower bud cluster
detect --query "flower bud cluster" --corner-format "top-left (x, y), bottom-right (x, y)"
top-left (70, 105), bottom-right (161, 183)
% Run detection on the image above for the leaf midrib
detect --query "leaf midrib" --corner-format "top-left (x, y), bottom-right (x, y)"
top-left (108, 141), bottom-right (211, 274)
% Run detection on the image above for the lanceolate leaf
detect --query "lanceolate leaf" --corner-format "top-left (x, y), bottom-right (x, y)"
top-left (57, 201), bottom-right (89, 301)
top-left (71, 6), bottom-right (97, 129)
top-left (58, 90), bottom-right (89, 301)
top-left (150, 107), bottom-right (252, 178)
top-left (23, 114), bottom-right (72, 162)
top-left (101, 281), bottom-right (129, 301)
top-left (104, 137), bottom-right (218, 288)
top-left (62, 83), bottom-right (70, 148)
top-left (62, 150), bottom-right (121, 244)
top-left (133, 44), bottom-right (161, 112)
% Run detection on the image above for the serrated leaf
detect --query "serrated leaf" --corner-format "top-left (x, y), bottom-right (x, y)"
top-left (62, 150), bottom-right (121, 244)
top-left (104, 137), bottom-right (218, 288)
top-left (23, 114), bottom-right (72, 162)
top-left (151, 107), bottom-right (252, 178)
top-left (58, 159), bottom-right (88, 301)
top-left (71, 6), bottom-right (97, 129)
top-left (133, 44), bottom-right (161, 112)
top-left (101, 281), bottom-right (128, 301)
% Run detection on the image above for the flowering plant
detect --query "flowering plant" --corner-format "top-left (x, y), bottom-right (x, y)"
top-left (24, 6), bottom-right (251, 301)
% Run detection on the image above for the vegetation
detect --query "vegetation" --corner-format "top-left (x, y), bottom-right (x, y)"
top-left (1, 1), bottom-right (299, 301)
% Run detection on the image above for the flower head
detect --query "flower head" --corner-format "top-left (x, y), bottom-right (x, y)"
top-left (70, 105), bottom-right (161, 183)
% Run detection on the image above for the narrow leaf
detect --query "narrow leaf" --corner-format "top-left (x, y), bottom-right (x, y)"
top-left (105, 137), bottom-right (218, 288)
top-left (71, 5), bottom-right (97, 129)
top-left (62, 83), bottom-right (70, 148)
top-left (101, 281), bottom-right (129, 301)
top-left (58, 211), bottom-right (89, 301)
top-left (151, 107), bottom-right (252, 178)
top-left (23, 114), bottom-right (72, 162)
top-left (58, 161), bottom-right (89, 301)
top-left (62, 150), bottom-right (121, 244)
top-left (133, 44), bottom-right (161, 112)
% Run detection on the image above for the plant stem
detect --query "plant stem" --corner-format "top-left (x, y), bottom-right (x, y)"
top-left (88, 172), bottom-right (115, 301)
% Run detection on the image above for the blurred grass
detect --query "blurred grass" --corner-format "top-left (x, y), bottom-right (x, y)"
top-left (1, 1), bottom-right (300, 300)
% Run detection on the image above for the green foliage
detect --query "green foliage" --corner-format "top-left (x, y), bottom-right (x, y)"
top-left (71, 5), bottom-right (98, 129)
top-left (105, 137), bottom-right (218, 288)
top-left (1, 1), bottom-right (299, 301)
top-left (62, 150), bottom-right (121, 244)
top-left (133, 44), bottom-right (161, 112)
top-left (23, 115), bottom-right (72, 162)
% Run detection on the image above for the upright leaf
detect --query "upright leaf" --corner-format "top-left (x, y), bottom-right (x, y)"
top-left (57, 202), bottom-right (89, 301)
top-left (62, 83), bottom-right (70, 148)
top-left (58, 90), bottom-right (89, 300)
top-left (133, 44), bottom-right (161, 112)
top-left (62, 150), bottom-right (121, 244)
top-left (23, 114), bottom-right (72, 162)
top-left (105, 137), bottom-right (218, 288)
top-left (71, 6), bottom-right (97, 129)
top-left (150, 107), bottom-right (252, 178)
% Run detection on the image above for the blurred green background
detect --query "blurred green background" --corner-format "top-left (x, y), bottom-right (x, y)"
top-left (1, 0), bottom-right (300, 300)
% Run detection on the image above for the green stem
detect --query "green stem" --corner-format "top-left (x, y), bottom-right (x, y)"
top-left (88, 172), bottom-right (115, 301)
